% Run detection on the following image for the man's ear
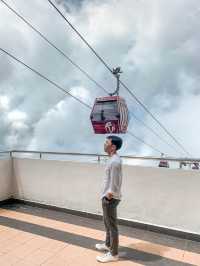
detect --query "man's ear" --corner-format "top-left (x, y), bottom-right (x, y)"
top-left (112, 144), bottom-right (117, 151)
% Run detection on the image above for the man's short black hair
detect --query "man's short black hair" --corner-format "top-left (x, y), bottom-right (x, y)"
top-left (107, 135), bottom-right (123, 150)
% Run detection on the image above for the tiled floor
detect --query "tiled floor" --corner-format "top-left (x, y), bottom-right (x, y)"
top-left (0, 203), bottom-right (200, 266)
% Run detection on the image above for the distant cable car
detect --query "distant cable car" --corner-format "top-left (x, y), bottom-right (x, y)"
top-left (192, 162), bottom-right (199, 170)
top-left (90, 67), bottom-right (129, 134)
top-left (158, 153), bottom-right (169, 168)
top-left (159, 160), bottom-right (169, 168)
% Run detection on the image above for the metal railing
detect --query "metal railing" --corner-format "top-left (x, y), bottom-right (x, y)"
top-left (0, 150), bottom-right (200, 168)
top-left (0, 151), bottom-right (12, 157)
top-left (10, 150), bottom-right (106, 162)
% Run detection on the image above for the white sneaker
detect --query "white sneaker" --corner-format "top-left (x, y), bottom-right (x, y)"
top-left (95, 243), bottom-right (110, 252)
top-left (96, 252), bottom-right (119, 263)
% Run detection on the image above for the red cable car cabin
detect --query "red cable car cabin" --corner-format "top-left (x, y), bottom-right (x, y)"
top-left (158, 160), bottom-right (169, 168)
top-left (192, 162), bottom-right (199, 170)
top-left (90, 96), bottom-right (129, 134)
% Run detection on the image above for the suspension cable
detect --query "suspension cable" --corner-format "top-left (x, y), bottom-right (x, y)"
top-left (47, 0), bottom-right (191, 156)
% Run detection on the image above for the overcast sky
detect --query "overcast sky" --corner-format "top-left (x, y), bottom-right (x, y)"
top-left (0, 0), bottom-right (200, 158)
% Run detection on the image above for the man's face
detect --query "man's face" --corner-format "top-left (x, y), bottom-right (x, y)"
top-left (104, 138), bottom-right (115, 154)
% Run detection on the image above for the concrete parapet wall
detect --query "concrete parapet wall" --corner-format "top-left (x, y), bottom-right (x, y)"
top-left (0, 159), bottom-right (13, 201)
top-left (12, 158), bottom-right (200, 234)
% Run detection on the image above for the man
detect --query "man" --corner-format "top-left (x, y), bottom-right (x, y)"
top-left (96, 135), bottom-right (123, 263)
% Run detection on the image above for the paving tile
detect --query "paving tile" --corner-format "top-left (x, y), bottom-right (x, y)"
top-left (40, 239), bottom-right (68, 253)
top-left (0, 253), bottom-right (20, 266)
top-left (5, 238), bottom-right (47, 259)
top-left (20, 249), bottom-right (53, 266)
top-left (12, 231), bottom-right (35, 243)
top-left (183, 250), bottom-right (200, 265)
top-left (14, 259), bottom-right (38, 266)
top-left (41, 256), bottom-right (70, 266)
top-left (0, 228), bottom-right (19, 241)
top-left (0, 224), bottom-right (8, 232)
top-left (53, 244), bottom-right (89, 261)
top-left (1, 203), bottom-right (200, 266)
top-left (0, 238), bottom-right (25, 254)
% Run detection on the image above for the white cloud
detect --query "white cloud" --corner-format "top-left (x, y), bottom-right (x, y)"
top-left (7, 110), bottom-right (27, 122)
top-left (0, 95), bottom-right (9, 111)
top-left (0, 0), bottom-right (200, 158)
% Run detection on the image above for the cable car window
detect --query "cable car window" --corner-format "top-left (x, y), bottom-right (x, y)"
top-left (92, 101), bottom-right (118, 122)
top-left (93, 101), bottom-right (118, 112)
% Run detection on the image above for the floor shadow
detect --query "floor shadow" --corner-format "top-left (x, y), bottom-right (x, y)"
top-left (0, 215), bottom-right (192, 266)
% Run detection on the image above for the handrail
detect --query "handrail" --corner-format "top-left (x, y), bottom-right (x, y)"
top-left (8, 150), bottom-right (200, 163)
top-left (0, 151), bottom-right (11, 154)
top-left (11, 150), bottom-right (107, 157)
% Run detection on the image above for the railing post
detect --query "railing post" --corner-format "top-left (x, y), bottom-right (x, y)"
top-left (40, 153), bottom-right (42, 159)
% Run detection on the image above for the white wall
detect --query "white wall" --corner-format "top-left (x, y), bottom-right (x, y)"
top-left (13, 158), bottom-right (200, 234)
top-left (13, 159), bottom-right (102, 214)
top-left (122, 165), bottom-right (200, 233)
top-left (0, 159), bottom-right (13, 201)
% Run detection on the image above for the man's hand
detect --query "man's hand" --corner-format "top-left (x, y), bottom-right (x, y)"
top-left (107, 192), bottom-right (113, 200)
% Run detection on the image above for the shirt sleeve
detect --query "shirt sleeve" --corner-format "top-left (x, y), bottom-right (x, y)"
top-left (108, 162), bottom-right (121, 194)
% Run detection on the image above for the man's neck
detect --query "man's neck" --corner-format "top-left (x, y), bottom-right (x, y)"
top-left (108, 151), bottom-right (117, 157)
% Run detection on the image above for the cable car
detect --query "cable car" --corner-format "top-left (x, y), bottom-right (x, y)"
top-left (90, 96), bottom-right (128, 134)
top-left (158, 153), bottom-right (169, 168)
top-left (158, 160), bottom-right (169, 168)
top-left (192, 162), bottom-right (199, 170)
top-left (90, 67), bottom-right (129, 134)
